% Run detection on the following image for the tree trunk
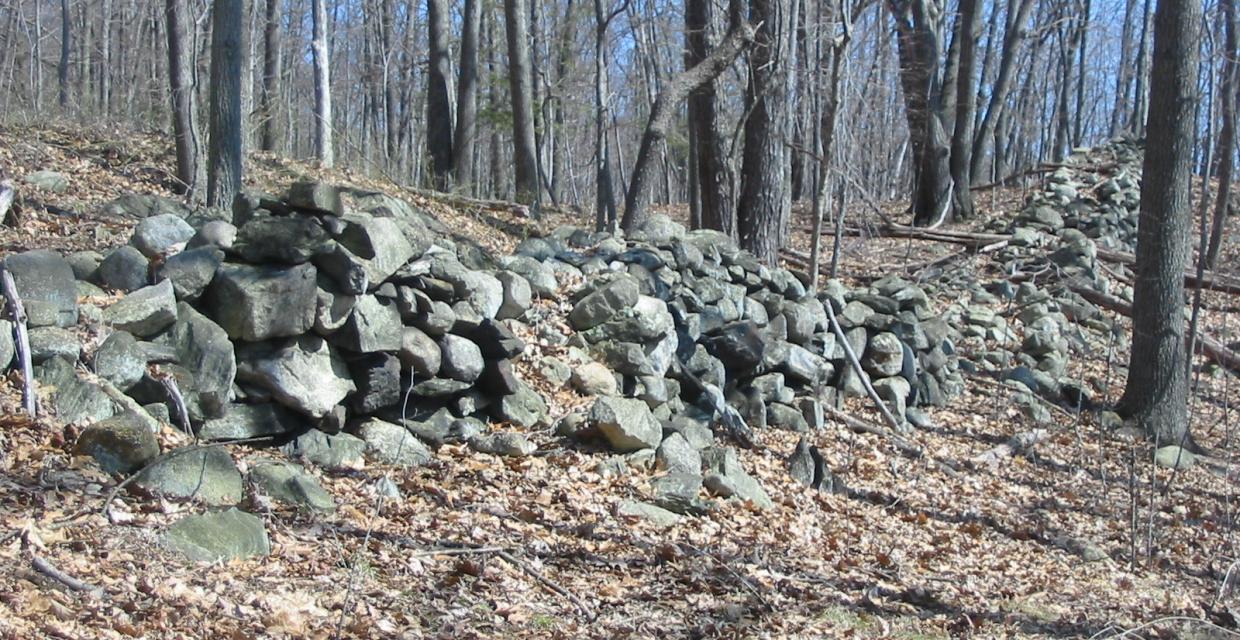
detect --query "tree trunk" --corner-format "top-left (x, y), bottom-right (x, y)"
top-left (970, 0), bottom-right (1036, 181)
top-left (686, 0), bottom-right (738, 238)
top-left (738, 0), bottom-right (793, 264)
top-left (426, 0), bottom-right (454, 189)
top-left (454, 0), bottom-right (482, 193)
top-left (504, 0), bottom-right (541, 205)
top-left (1129, 0), bottom-right (1153, 136)
top-left (58, 0), bottom-right (70, 108)
top-left (1116, 0), bottom-right (1201, 445)
top-left (620, 6), bottom-right (752, 232)
top-left (311, 0), bottom-right (334, 168)
top-left (207, 0), bottom-right (244, 208)
top-left (1208, 0), bottom-right (1238, 269)
top-left (258, 0), bottom-right (282, 152)
top-left (592, 0), bottom-right (620, 230)
top-left (166, 0), bottom-right (204, 202)
top-left (949, 0), bottom-right (981, 220)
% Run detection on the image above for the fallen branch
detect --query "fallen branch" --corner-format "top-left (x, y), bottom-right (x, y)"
top-left (30, 554), bottom-right (104, 597)
top-left (1, 266), bottom-right (36, 417)
top-left (1095, 248), bottom-right (1240, 295)
top-left (496, 550), bottom-right (596, 621)
top-left (823, 298), bottom-right (905, 432)
top-left (971, 429), bottom-right (1051, 466)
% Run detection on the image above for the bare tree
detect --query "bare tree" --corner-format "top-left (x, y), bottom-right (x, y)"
top-left (454, 0), bottom-right (482, 193)
top-left (1208, 0), bottom-right (1238, 268)
top-left (257, 0), bottom-right (282, 153)
top-left (505, 0), bottom-right (541, 205)
top-left (311, 0), bottom-right (334, 168)
top-left (948, 0), bottom-right (981, 219)
top-left (971, 0), bottom-right (1036, 182)
top-left (686, 0), bottom-right (738, 237)
top-left (1117, 0), bottom-right (1201, 444)
top-left (592, 0), bottom-right (626, 230)
top-left (207, 0), bottom-right (244, 207)
top-left (58, 0), bottom-right (70, 108)
top-left (166, 0), bottom-right (204, 202)
top-left (427, 0), bottom-right (454, 190)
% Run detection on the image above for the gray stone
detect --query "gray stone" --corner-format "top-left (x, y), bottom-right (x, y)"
top-left (616, 500), bottom-right (682, 527)
top-left (187, 220), bottom-right (238, 250)
top-left (503, 256), bottom-right (558, 297)
top-left (199, 403), bottom-right (298, 441)
top-left (97, 246), bottom-right (150, 293)
top-left (701, 446), bottom-right (772, 509)
top-left (313, 286), bottom-right (356, 335)
top-left (439, 334), bottom-right (484, 382)
top-left (569, 277), bottom-right (640, 330)
top-left (767, 402), bottom-right (810, 432)
top-left (335, 213), bottom-right (418, 287)
top-left (0, 319), bottom-right (12, 370)
top-left (205, 263), bottom-right (318, 341)
top-left (28, 326), bottom-right (80, 364)
top-left (73, 411), bottom-right (159, 474)
top-left (335, 295), bottom-right (401, 353)
top-left (469, 432), bottom-right (537, 457)
top-left (94, 330), bottom-right (146, 391)
top-left (131, 214), bottom-right (196, 258)
top-left (496, 271), bottom-right (532, 320)
top-left (232, 215), bottom-right (332, 264)
top-left (102, 194), bottom-right (193, 220)
top-left (158, 246), bottom-right (223, 301)
top-left (287, 181), bottom-right (343, 216)
top-left (1155, 446), bottom-right (1196, 470)
top-left (3, 250), bottom-right (78, 327)
top-left (282, 430), bottom-right (366, 471)
top-left (50, 371), bottom-right (116, 425)
top-left (495, 383), bottom-right (549, 428)
top-left (872, 376), bottom-right (912, 426)
top-left (135, 448), bottom-right (243, 506)
top-left (412, 378), bottom-right (472, 397)
top-left (652, 473), bottom-right (713, 516)
top-left (165, 509), bottom-right (270, 562)
top-left (103, 279), bottom-right (177, 337)
top-left (357, 419), bottom-right (433, 467)
top-left (399, 327), bottom-right (441, 378)
top-left (536, 356), bottom-right (572, 388)
top-left (65, 251), bottom-right (102, 281)
top-left (589, 396), bottom-right (663, 452)
top-left (571, 361), bottom-right (617, 396)
top-left (25, 170), bottom-right (69, 192)
top-left (236, 335), bottom-right (356, 419)
top-left (249, 461), bottom-right (335, 512)
top-left (350, 353), bottom-right (401, 413)
top-left (702, 321), bottom-right (766, 372)
top-left (313, 244), bottom-right (370, 294)
top-left (656, 433), bottom-right (702, 474)
top-left (161, 304), bottom-right (236, 420)
top-left (862, 332), bottom-right (905, 378)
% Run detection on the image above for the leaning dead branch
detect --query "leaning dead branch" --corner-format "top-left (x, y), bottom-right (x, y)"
top-left (1, 266), bottom-right (36, 417)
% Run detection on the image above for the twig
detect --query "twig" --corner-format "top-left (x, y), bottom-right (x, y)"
top-left (684, 544), bottom-right (772, 612)
top-left (823, 298), bottom-right (905, 431)
top-left (30, 553), bottom-right (104, 597)
top-left (155, 368), bottom-right (192, 435)
top-left (496, 550), bottom-right (596, 621)
top-left (1, 266), bottom-right (36, 417)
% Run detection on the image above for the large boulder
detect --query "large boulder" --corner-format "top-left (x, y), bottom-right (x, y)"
top-left (249, 461), bottom-right (335, 512)
top-left (93, 330), bottom-right (147, 391)
top-left (333, 213), bottom-right (418, 287)
top-left (97, 246), bottom-right (150, 293)
top-left (356, 419), bottom-right (433, 467)
top-left (236, 335), bottom-right (356, 419)
top-left (231, 215), bottom-right (333, 264)
top-left (204, 263), bottom-right (318, 341)
top-left (589, 396), bottom-right (662, 452)
top-left (73, 411), bottom-right (159, 474)
top-left (569, 277), bottom-right (640, 330)
top-left (199, 403), bottom-right (299, 441)
top-left (157, 246), bottom-right (223, 301)
top-left (103, 280), bottom-right (178, 337)
top-left (135, 448), bottom-right (244, 506)
top-left (161, 303), bottom-right (236, 420)
top-left (131, 214), bottom-right (196, 258)
top-left (439, 335), bottom-right (484, 383)
top-left (333, 295), bottom-right (401, 353)
top-left (3, 250), bottom-right (78, 328)
top-left (165, 509), bottom-right (270, 562)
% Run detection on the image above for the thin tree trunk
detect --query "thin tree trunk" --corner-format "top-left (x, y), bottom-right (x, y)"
top-left (166, 0), bottom-right (204, 202)
top-left (1208, 0), bottom-right (1238, 269)
top-left (970, 0), bottom-right (1036, 181)
top-left (505, 0), bottom-right (541, 205)
top-left (454, 0), bottom-right (482, 193)
top-left (592, 0), bottom-right (622, 230)
top-left (58, 0), bottom-right (70, 108)
top-left (949, 0), bottom-right (981, 220)
top-left (311, 0), bottom-right (334, 168)
top-left (686, 0), bottom-right (738, 237)
top-left (207, 0), bottom-right (244, 207)
top-left (258, 0), bottom-right (281, 152)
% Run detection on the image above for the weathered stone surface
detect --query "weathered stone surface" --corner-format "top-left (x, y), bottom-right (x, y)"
top-left (702, 321), bottom-right (766, 372)
top-left (571, 361), bottom-right (617, 396)
top-left (652, 473), bottom-right (713, 515)
top-left (413, 378), bottom-right (472, 397)
top-left (496, 271), bottom-right (532, 320)
top-left (135, 448), bottom-right (243, 506)
top-left (165, 509), bottom-right (270, 562)
top-left (495, 383), bottom-right (549, 428)
top-left (158, 246), bottom-right (223, 301)
top-left (569, 277), bottom-right (640, 330)
top-left (25, 170), bottom-right (69, 192)
top-left (73, 411), bottom-right (159, 474)
top-left (335, 295), bottom-right (401, 353)
top-left (439, 334), bottom-right (484, 382)
top-left (656, 433), bottom-right (702, 475)
top-left (162, 303), bottom-right (236, 420)
top-left (350, 353), bottom-right (401, 413)
top-left (231, 215), bottom-right (332, 264)
top-left (249, 461), bottom-right (335, 512)
top-left (3, 250), bottom-right (78, 327)
top-left (0, 319), bottom-right (13, 370)
top-left (199, 403), bottom-right (298, 441)
top-left (1155, 446), bottom-right (1196, 470)
top-left (468, 319), bottom-right (525, 360)
top-left (131, 214), bottom-right (196, 258)
top-left (188, 220), bottom-right (238, 250)
top-left (312, 286), bottom-right (356, 335)
top-left (357, 419), bottom-right (433, 467)
top-left (205, 263), bottom-right (318, 341)
top-left (469, 431), bottom-right (537, 457)
top-left (28, 326), bottom-right (81, 364)
top-left (103, 280), bottom-right (177, 337)
top-left (282, 430), bottom-right (366, 471)
top-left (589, 396), bottom-right (662, 452)
top-left (862, 332), bottom-right (905, 378)
top-left (334, 213), bottom-right (418, 287)
top-left (94, 330), bottom-right (146, 391)
top-left (702, 446), bottom-right (772, 509)
top-left (236, 336), bottom-right (356, 419)
top-left (398, 327), bottom-right (441, 378)
top-left (97, 246), bottom-right (150, 293)
top-left (51, 372), bottom-right (115, 425)
top-left (102, 193), bottom-right (193, 220)
top-left (616, 499), bottom-right (681, 526)
top-left (287, 181), bottom-right (343, 216)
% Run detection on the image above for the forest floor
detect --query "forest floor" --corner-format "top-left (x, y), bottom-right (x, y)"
top-left (0, 122), bottom-right (1239, 639)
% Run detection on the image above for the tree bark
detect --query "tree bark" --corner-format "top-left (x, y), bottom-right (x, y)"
top-left (258, 0), bottom-right (282, 153)
top-left (311, 0), bottom-right (334, 168)
top-left (166, 0), bottom-right (204, 202)
top-left (686, 0), bottom-right (738, 238)
top-left (948, 0), bottom-right (981, 220)
top-left (1208, 0), bottom-right (1238, 269)
top-left (620, 6), bottom-right (752, 231)
top-left (454, 0), bottom-right (482, 193)
top-left (58, 0), bottom-right (71, 108)
top-left (505, 0), bottom-right (541, 205)
top-left (738, 0), bottom-right (793, 265)
top-left (206, 0), bottom-right (244, 208)
top-left (426, 0), bottom-right (454, 190)
top-left (1116, 0), bottom-right (1201, 445)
